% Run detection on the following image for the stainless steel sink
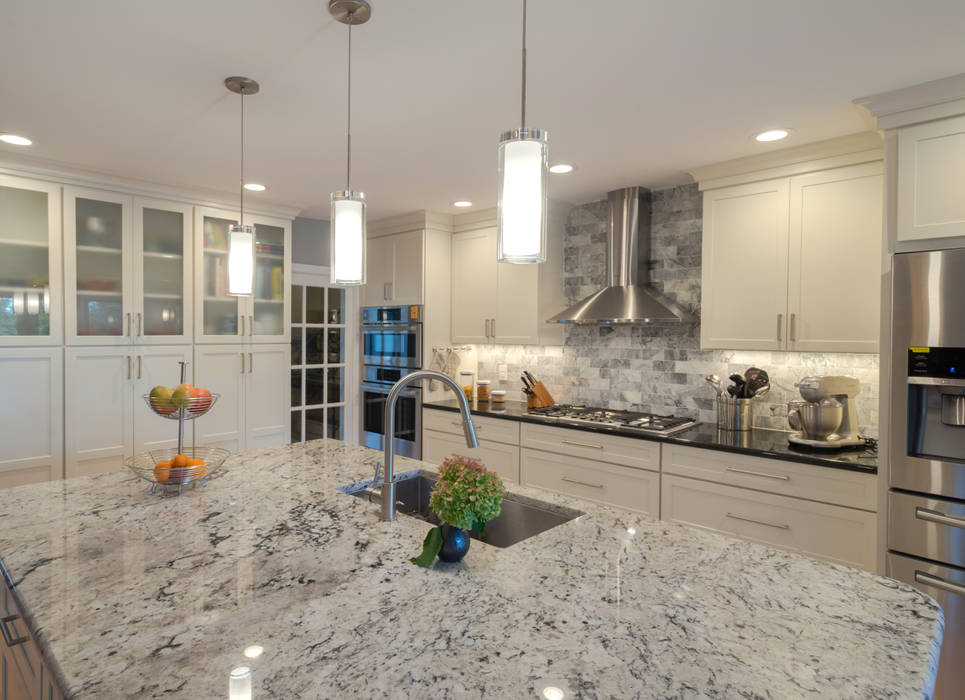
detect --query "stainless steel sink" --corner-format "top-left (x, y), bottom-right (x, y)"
top-left (340, 470), bottom-right (583, 548)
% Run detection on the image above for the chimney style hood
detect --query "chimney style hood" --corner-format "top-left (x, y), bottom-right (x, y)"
top-left (547, 187), bottom-right (692, 324)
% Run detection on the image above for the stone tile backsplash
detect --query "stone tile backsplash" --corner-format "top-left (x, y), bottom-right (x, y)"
top-left (475, 184), bottom-right (880, 435)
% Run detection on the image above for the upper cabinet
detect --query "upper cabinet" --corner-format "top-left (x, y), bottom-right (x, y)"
top-left (0, 174), bottom-right (63, 346)
top-left (135, 198), bottom-right (193, 344)
top-left (897, 114), bottom-right (965, 242)
top-left (362, 229), bottom-right (423, 306)
top-left (700, 160), bottom-right (883, 353)
top-left (194, 206), bottom-right (291, 344)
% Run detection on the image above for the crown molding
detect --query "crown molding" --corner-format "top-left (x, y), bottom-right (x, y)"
top-left (367, 210), bottom-right (455, 238)
top-left (854, 73), bottom-right (965, 130)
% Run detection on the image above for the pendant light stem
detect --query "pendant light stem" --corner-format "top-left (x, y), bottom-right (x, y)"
top-left (346, 10), bottom-right (353, 190)
top-left (521, 0), bottom-right (527, 128)
top-left (240, 91), bottom-right (245, 224)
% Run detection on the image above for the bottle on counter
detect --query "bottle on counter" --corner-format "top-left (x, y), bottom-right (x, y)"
top-left (477, 380), bottom-right (491, 401)
top-left (459, 369), bottom-right (475, 402)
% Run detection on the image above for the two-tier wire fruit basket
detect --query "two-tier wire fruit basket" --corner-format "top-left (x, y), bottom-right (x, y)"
top-left (125, 361), bottom-right (229, 494)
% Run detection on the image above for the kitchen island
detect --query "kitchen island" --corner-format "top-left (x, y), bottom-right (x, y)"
top-left (0, 440), bottom-right (943, 698)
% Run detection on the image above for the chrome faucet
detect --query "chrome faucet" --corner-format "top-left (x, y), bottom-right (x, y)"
top-left (381, 370), bottom-right (478, 521)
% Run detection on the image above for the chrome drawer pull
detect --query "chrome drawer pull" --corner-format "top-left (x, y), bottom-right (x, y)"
top-left (562, 476), bottom-right (604, 489)
top-left (915, 506), bottom-right (965, 530)
top-left (452, 421), bottom-right (481, 432)
top-left (0, 614), bottom-right (28, 647)
top-left (915, 570), bottom-right (965, 597)
top-left (726, 467), bottom-right (789, 481)
top-left (725, 512), bottom-right (789, 530)
top-left (561, 439), bottom-right (603, 450)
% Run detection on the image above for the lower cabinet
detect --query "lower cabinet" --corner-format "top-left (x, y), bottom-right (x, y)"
top-left (2, 573), bottom-right (65, 700)
top-left (0, 348), bottom-right (62, 490)
top-left (193, 344), bottom-right (288, 452)
top-left (521, 447), bottom-right (660, 518)
top-left (423, 429), bottom-right (520, 483)
top-left (661, 474), bottom-right (877, 570)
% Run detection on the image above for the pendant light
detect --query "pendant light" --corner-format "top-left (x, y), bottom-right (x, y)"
top-left (497, 0), bottom-right (548, 264)
top-left (224, 76), bottom-right (260, 296)
top-left (329, 0), bottom-right (371, 286)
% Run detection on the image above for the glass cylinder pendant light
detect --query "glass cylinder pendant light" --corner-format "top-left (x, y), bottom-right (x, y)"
top-left (329, 0), bottom-right (372, 286)
top-left (224, 76), bottom-right (260, 296)
top-left (497, 0), bottom-right (548, 264)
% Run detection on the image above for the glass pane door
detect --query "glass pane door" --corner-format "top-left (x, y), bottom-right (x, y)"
top-left (142, 207), bottom-right (184, 337)
top-left (251, 222), bottom-right (286, 336)
top-left (75, 197), bottom-right (124, 336)
top-left (201, 215), bottom-right (239, 336)
top-left (0, 183), bottom-right (51, 337)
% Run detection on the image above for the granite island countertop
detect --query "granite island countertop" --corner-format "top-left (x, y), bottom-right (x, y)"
top-left (425, 400), bottom-right (879, 473)
top-left (0, 440), bottom-right (940, 698)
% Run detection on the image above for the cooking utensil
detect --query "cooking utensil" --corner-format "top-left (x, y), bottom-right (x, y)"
top-left (744, 368), bottom-right (770, 398)
top-left (788, 399), bottom-right (843, 440)
top-left (728, 374), bottom-right (747, 398)
top-left (524, 371), bottom-right (537, 387)
top-left (705, 374), bottom-right (723, 397)
top-left (520, 375), bottom-right (532, 389)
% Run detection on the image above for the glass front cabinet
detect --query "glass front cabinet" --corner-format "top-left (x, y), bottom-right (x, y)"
top-left (0, 175), bottom-right (63, 345)
top-left (64, 188), bottom-right (193, 345)
top-left (194, 206), bottom-right (291, 344)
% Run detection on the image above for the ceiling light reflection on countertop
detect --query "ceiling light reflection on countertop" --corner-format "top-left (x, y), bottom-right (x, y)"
top-left (549, 164), bottom-right (574, 174)
top-left (754, 128), bottom-right (791, 142)
top-left (627, 527), bottom-right (636, 535)
top-left (243, 645), bottom-right (263, 658)
top-left (0, 133), bottom-right (32, 146)
top-left (452, 200), bottom-right (473, 207)
top-left (243, 183), bottom-right (266, 192)
top-left (535, 678), bottom-right (570, 699)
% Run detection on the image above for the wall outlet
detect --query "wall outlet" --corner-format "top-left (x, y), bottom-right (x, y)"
top-left (498, 364), bottom-right (508, 381)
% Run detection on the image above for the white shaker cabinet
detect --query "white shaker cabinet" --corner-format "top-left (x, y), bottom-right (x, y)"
top-left (245, 344), bottom-right (290, 449)
top-left (362, 229), bottom-right (424, 307)
top-left (450, 228), bottom-right (496, 343)
top-left (897, 113), bottom-right (965, 241)
top-left (0, 348), bottom-right (63, 489)
top-left (132, 346), bottom-right (195, 454)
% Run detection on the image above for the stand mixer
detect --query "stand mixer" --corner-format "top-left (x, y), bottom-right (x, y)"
top-left (788, 376), bottom-right (864, 448)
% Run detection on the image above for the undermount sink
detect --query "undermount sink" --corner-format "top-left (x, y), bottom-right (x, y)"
top-left (339, 470), bottom-right (584, 548)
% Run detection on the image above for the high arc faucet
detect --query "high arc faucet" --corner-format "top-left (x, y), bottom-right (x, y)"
top-left (380, 370), bottom-right (478, 521)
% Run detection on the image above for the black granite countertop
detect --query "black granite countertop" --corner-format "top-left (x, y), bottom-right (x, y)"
top-left (424, 400), bottom-right (878, 474)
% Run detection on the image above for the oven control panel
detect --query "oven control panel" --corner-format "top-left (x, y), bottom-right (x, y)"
top-left (908, 346), bottom-right (965, 378)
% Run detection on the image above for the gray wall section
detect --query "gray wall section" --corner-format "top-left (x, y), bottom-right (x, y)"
top-left (475, 183), bottom-right (880, 435)
top-left (292, 216), bottom-right (330, 267)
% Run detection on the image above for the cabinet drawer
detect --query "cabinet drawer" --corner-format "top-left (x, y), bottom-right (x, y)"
top-left (662, 444), bottom-right (876, 511)
top-left (2, 580), bottom-right (43, 699)
top-left (520, 423), bottom-right (659, 471)
top-left (423, 429), bottom-right (519, 483)
top-left (521, 448), bottom-right (659, 517)
top-left (888, 490), bottom-right (965, 568)
top-left (661, 474), bottom-right (876, 570)
top-left (423, 410), bottom-right (520, 446)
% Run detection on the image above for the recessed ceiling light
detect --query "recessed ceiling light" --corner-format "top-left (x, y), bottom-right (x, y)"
top-left (243, 645), bottom-right (264, 658)
top-left (754, 128), bottom-right (792, 143)
top-left (549, 164), bottom-right (574, 174)
top-left (452, 200), bottom-right (473, 208)
top-left (0, 133), bottom-right (32, 146)
top-left (243, 183), bottom-right (266, 192)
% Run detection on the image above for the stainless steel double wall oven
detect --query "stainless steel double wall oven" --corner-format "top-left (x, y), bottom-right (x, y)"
top-left (360, 305), bottom-right (423, 458)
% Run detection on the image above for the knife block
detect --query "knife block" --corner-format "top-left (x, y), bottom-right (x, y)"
top-left (526, 382), bottom-right (555, 409)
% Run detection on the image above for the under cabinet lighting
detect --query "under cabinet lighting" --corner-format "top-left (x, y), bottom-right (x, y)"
top-left (243, 183), bottom-right (266, 192)
top-left (754, 128), bottom-right (791, 142)
top-left (0, 133), bottom-right (32, 146)
top-left (549, 163), bottom-right (574, 174)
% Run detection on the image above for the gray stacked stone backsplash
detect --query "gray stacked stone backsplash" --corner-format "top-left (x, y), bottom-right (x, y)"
top-left (475, 183), bottom-right (880, 435)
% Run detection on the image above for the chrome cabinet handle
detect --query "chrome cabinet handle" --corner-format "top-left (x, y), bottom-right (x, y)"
top-left (915, 506), bottom-right (965, 530)
top-left (491, 318), bottom-right (495, 338)
top-left (249, 352), bottom-right (253, 373)
top-left (249, 315), bottom-right (253, 336)
top-left (777, 313), bottom-right (783, 342)
top-left (726, 512), bottom-right (789, 529)
top-left (126, 355), bottom-right (131, 380)
top-left (484, 319), bottom-right (491, 338)
top-left (240, 352), bottom-right (245, 374)
top-left (789, 313), bottom-right (797, 342)
top-left (137, 355), bottom-right (142, 379)
top-left (0, 614), bottom-right (28, 647)
top-left (561, 476), bottom-right (604, 489)
top-left (726, 466), bottom-right (789, 481)
top-left (561, 439), bottom-right (603, 450)
top-left (915, 570), bottom-right (965, 596)
top-left (452, 421), bottom-right (480, 431)
top-left (239, 315), bottom-right (245, 336)
top-left (126, 312), bottom-right (132, 336)
top-left (384, 283), bottom-right (391, 301)
top-left (137, 312), bottom-right (142, 336)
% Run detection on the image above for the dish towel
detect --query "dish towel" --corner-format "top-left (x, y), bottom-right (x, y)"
top-left (428, 349), bottom-right (462, 391)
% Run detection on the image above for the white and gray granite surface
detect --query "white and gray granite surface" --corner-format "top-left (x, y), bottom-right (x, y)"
top-left (0, 440), bottom-right (943, 699)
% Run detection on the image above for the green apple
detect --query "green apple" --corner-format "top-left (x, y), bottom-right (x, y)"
top-left (171, 387), bottom-right (191, 409)
top-left (149, 385), bottom-right (176, 414)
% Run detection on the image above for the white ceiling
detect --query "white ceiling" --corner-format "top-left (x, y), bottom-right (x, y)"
top-left (2, 0), bottom-right (965, 219)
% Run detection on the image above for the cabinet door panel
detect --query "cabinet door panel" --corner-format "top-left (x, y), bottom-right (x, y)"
top-left (194, 207), bottom-right (244, 343)
top-left (423, 430), bottom-right (519, 483)
top-left (0, 175), bottom-right (63, 346)
top-left (788, 163), bottom-right (882, 353)
top-left (450, 229), bottom-right (496, 343)
top-left (701, 180), bottom-right (789, 350)
top-left (249, 216), bottom-right (291, 343)
top-left (0, 348), bottom-right (63, 488)
top-left (65, 348), bottom-right (132, 477)
top-left (390, 230), bottom-right (423, 305)
top-left (495, 260), bottom-right (539, 344)
top-left (64, 188), bottom-right (133, 345)
top-left (245, 344), bottom-right (289, 449)
top-left (193, 345), bottom-right (246, 451)
top-left (132, 346), bottom-right (193, 454)
top-left (362, 236), bottom-right (393, 307)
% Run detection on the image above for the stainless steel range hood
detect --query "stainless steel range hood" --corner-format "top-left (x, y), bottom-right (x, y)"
top-left (547, 187), bottom-right (692, 324)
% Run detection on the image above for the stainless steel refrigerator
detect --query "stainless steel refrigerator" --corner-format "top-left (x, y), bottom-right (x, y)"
top-left (890, 249), bottom-right (965, 699)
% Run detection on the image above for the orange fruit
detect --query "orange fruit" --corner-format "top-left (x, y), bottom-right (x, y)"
top-left (187, 458), bottom-right (205, 466)
top-left (153, 463), bottom-right (171, 484)
top-left (171, 454), bottom-right (190, 468)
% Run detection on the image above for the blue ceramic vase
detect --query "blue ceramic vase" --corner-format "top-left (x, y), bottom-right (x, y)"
top-left (438, 523), bottom-right (470, 563)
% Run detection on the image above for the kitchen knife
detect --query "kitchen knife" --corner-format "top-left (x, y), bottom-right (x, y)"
top-left (524, 371), bottom-right (537, 387)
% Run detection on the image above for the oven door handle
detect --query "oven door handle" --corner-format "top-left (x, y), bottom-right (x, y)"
top-left (915, 506), bottom-right (965, 530)
top-left (361, 383), bottom-right (421, 399)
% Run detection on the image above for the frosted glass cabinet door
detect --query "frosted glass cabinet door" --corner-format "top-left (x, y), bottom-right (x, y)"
top-left (134, 199), bottom-right (193, 344)
top-left (249, 216), bottom-right (291, 343)
top-left (0, 175), bottom-right (63, 345)
top-left (64, 187), bottom-right (134, 344)
top-left (194, 207), bottom-right (244, 343)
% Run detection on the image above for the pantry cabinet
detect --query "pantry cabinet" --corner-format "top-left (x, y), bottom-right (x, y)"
top-left (362, 229), bottom-right (424, 306)
top-left (700, 161), bottom-right (882, 352)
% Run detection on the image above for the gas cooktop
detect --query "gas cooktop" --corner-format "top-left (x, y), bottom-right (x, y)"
top-left (526, 404), bottom-right (696, 436)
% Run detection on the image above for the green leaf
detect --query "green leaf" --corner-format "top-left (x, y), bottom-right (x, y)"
top-left (410, 525), bottom-right (443, 568)
top-left (473, 519), bottom-right (487, 537)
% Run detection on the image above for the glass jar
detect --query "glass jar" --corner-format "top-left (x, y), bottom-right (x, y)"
top-left (476, 380), bottom-right (491, 401)
top-left (459, 370), bottom-right (474, 402)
